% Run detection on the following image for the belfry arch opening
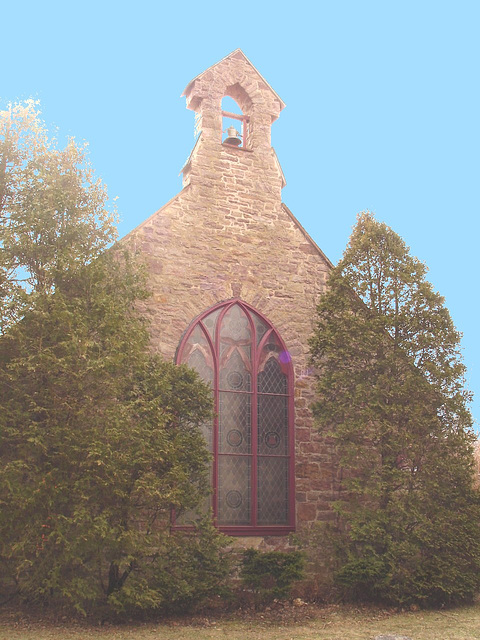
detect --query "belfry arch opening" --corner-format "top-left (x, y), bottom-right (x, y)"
top-left (221, 95), bottom-right (250, 149)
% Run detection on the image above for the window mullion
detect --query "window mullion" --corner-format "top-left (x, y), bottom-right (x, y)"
top-left (213, 353), bottom-right (219, 525)
top-left (251, 312), bottom-right (258, 528)
top-left (213, 306), bottom-right (229, 525)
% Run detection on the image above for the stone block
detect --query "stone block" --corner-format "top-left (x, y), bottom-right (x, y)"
top-left (297, 502), bottom-right (316, 523)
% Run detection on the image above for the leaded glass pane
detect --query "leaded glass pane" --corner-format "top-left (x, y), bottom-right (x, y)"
top-left (258, 357), bottom-right (287, 394)
top-left (260, 332), bottom-right (281, 354)
top-left (252, 311), bottom-right (269, 345)
top-left (257, 395), bottom-right (288, 455)
top-left (219, 391), bottom-right (251, 454)
top-left (219, 347), bottom-right (251, 391)
top-left (202, 307), bottom-right (221, 342)
top-left (218, 455), bottom-right (251, 525)
top-left (184, 325), bottom-right (214, 385)
top-left (257, 456), bottom-right (288, 525)
top-left (220, 304), bottom-right (251, 343)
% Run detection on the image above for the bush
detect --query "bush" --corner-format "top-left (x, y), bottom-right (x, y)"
top-left (106, 519), bottom-right (233, 616)
top-left (240, 549), bottom-right (305, 606)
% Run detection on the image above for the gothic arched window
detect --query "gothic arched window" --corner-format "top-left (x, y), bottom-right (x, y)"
top-left (176, 300), bottom-right (295, 535)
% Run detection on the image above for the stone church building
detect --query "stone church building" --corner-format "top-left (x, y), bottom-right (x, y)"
top-left (125, 50), bottom-right (336, 548)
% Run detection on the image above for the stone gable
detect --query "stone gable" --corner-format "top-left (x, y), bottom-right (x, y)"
top-left (124, 50), bottom-right (338, 548)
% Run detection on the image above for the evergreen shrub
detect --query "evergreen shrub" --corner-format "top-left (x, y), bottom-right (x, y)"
top-left (240, 549), bottom-right (305, 605)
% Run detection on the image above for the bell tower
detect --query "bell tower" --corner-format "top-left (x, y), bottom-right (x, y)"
top-left (126, 50), bottom-right (334, 548)
top-left (180, 50), bottom-right (286, 200)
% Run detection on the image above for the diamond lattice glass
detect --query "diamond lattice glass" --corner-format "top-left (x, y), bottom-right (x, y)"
top-left (258, 357), bottom-right (287, 395)
top-left (257, 456), bottom-right (288, 525)
top-left (219, 391), bottom-right (251, 454)
top-left (257, 394), bottom-right (288, 455)
top-left (218, 455), bottom-right (251, 525)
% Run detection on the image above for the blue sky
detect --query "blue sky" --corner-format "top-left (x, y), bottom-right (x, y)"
top-left (2, 1), bottom-right (479, 428)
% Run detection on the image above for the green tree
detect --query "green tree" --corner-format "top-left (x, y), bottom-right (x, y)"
top-left (0, 103), bottom-right (230, 615)
top-left (310, 211), bottom-right (480, 607)
top-left (0, 100), bottom-right (116, 334)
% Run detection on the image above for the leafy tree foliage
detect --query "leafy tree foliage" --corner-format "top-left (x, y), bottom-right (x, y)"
top-left (310, 211), bottom-right (480, 606)
top-left (0, 103), bottom-right (230, 614)
top-left (0, 100), bottom-right (115, 334)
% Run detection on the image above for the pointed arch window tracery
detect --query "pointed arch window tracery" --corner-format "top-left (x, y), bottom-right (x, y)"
top-left (176, 300), bottom-right (295, 535)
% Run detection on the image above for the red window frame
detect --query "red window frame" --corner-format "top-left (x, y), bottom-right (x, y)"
top-left (174, 299), bottom-right (295, 536)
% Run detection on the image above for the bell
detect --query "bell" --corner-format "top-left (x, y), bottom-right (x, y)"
top-left (224, 126), bottom-right (242, 146)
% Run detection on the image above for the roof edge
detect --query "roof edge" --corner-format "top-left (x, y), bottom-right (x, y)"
top-left (281, 203), bottom-right (334, 269)
top-left (120, 187), bottom-right (191, 242)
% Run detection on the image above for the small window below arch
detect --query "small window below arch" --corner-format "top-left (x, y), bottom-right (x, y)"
top-left (175, 300), bottom-right (295, 536)
top-left (221, 97), bottom-right (249, 149)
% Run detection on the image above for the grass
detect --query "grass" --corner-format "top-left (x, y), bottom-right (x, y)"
top-left (1, 602), bottom-right (480, 640)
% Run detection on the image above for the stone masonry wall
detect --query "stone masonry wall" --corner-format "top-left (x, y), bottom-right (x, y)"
top-left (124, 51), bottom-right (339, 550)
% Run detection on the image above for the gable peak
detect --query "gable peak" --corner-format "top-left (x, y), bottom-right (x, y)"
top-left (182, 49), bottom-right (285, 113)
